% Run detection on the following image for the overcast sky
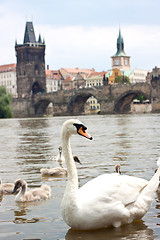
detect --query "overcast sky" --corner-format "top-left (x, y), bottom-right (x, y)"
top-left (0, 0), bottom-right (160, 71)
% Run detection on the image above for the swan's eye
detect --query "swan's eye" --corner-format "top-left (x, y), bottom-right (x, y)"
top-left (73, 123), bottom-right (87, 132)
top-left (73, 123), bottom-right (92, 140)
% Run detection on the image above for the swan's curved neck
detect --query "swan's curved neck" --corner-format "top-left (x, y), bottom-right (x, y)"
top-left (17, 183), bottom-right (27, 198)
top-left (62, 134), bottom-right (78, 184)
top-left (62, 133), bottom-right (78, 204)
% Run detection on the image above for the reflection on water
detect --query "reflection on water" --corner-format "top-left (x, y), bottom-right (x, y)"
top-left (13, 200), bottom-right (52, 225)
top-left (17, 118), bottom-right (53, 164)
top-left (66, 221), bottom-right (154, 240)
top-left (0, 114), bottom-right (160, 240)
top-left (0, 194), bottom-right (3, 202)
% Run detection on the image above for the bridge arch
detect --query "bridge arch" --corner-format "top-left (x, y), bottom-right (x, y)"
top-left (114, 90), bottom-right (150, 113)
top-left (34, 98), bottom-right (52, 115)
top-left (68, 92), bottom-right (99, 115)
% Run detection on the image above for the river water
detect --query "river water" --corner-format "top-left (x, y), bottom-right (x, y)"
top-left (0, 114), bottom-right (160, 240)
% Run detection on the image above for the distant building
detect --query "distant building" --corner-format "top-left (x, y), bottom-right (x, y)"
top-left (105, 68), bottom-right (122, 84)
top-left (15, 21), bottom-right (46, 98)
top-left (125, 69), bottom-right (148, 83)
top-left (46, 67), bottom-right (62, 92)
top-left (61, 75), bottom-right (75, 90)
top-left (111, 28), bottom-right (130, 71)
top-left (74, 72), bottom-right (87, 89)
top-left (61, 67), bottom-right (95, 90)
top-left (86, 71), bottom-right (107, 87)
top-left (109, 28), bottom-right (149, 84)
top-left (0, 63), bottom-right (17, 97)
top-left (59, 67), bottom-right (95, 79)
top-left (146, 66), bottom-right (160, 82)
top-left (86, 96), bottom-right (100, 114)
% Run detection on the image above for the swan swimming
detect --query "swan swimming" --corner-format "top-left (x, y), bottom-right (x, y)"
top-left (12, 179), bottom-right (51, 202)
top-left (41, 155), bottom-right (81, 177)
top-left (61, 119), bottom-right (160, 230)
top-left (0, 177), bottom-right (19, 194)
top-left (53, 146), bottom-right (65, 167)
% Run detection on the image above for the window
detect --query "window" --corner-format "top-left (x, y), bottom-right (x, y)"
top-left (115, 59), bottom-right (119, 65)
top-left (125, 59), bottom-right (128, 65)
top-left (35, 65), bottom-right (39, 75)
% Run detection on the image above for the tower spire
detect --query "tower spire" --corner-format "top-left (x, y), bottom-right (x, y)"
top-left (116, 27), bottom-right (125, 55)
top-left (38, 33), bottom-right (42, 43)
top-left (111, 28), bottom-right (130, 70)
top-left (23, 21), bottom-right (36, 44)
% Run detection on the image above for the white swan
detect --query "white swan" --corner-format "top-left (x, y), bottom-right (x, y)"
top-left (0, 177), bottom-right (19, 194)
top-left (53, 146), bottom-right (65, 167)
top-left (61, 119), bottom-right (160, 230)
top-left (12, 179), bottom-right (51, 202)
top-left (41, 155), bottom-right (81, 177)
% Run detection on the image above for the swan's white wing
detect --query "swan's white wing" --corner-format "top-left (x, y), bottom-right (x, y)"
top-left (77, 173), bottom-right (148, 207)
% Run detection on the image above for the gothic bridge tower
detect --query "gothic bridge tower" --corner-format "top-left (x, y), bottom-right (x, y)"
top-left (15, 21), bottom-right (46, 98)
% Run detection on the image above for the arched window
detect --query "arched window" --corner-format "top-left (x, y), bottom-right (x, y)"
top-left (32, 82), bottom-right (44, 94)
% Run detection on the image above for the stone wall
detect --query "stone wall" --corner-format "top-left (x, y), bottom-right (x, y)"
top-left (12, 99), bottom-right (35, 118)
top-left (130, 103), bottom-right (152, 113)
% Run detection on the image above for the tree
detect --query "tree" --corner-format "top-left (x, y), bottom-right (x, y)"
top-left (0, 86), bottom-right (13, 118)
top-left (115, 75), bottom-right (130, 84)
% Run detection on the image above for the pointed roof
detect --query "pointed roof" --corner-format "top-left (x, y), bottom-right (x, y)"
top-left (23, 22), bottom-right (36, 44)
top-left (38, 34), bottom-right (42, 43)
top-left (112, 28), bottom-right (129, 57)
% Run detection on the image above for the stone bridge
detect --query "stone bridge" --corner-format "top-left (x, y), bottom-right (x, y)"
top-left (12, 78), bottom-right (160, 117)
top-left (33, 82), bottom-right (152, 116)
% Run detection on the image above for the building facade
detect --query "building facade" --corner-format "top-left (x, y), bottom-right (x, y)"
top-left (127, 69), bottom-right (148, 83)
top-left (86, 96), bottom-right (101, 114)
top-left (46, 67), bottom-right (62, 92)
top-left (86, 72), bottom-right (107, 88)
top-left (105, 68), bottom-right (122, 84)
top-left (0, 64), bottom-right (17, 97)
top-left (146, 66), bottom-right (160, 82)
top-left (15, 21), bottom-right (46, 98)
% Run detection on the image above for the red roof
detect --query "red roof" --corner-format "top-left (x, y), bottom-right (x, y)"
top-left (61, 67), bottom-right (95, 74)
top-left (88, 71), bottom-right (107, 77)
top-left (0, 63), bottom-right (16, 72)
top-left (46, 69), bottom-right (62, 80)
top-left (64, 75), bottom-right (74, 82)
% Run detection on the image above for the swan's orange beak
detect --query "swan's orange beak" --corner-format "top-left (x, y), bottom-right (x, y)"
top-left (78, 127), bottom-right (93, 140)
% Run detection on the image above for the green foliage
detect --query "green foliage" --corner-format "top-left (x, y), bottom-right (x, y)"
top-left (0, 86), bottom-right (13, 118)
top-left (115, 75), bottom-right (130, 84)
top-left (136, 93), bottom-right (146, 103)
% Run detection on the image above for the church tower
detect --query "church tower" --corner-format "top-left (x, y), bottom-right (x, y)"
top-left (111, 28), bottom-right (130, 70)
top-left (15, 21), bottom-right (46, 98)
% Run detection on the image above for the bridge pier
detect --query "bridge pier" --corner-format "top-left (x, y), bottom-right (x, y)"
top-left (12, 98), bottom-right (35, 118)
top-left (99, 100), bottom-right (115, 114)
